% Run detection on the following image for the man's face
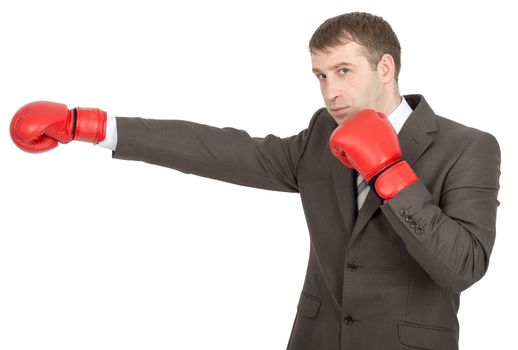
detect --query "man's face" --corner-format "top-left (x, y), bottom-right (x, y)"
top-left (311, 41), bottom-right (384, 125)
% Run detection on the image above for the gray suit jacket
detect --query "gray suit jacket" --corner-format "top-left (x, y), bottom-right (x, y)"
top-left (111, 95), bottom-right (501, 350)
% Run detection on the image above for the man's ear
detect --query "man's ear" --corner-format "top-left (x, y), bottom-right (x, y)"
top-left (377, 53), bottom-right (396, 84)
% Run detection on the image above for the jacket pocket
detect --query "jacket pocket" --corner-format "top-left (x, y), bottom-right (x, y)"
top-left (297, 291), bottom-right (321, 319)
top-left (397, 320), bottom-right (458, 350)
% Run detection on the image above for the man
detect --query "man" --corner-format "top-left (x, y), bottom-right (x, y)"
top-left (9, 12), bottom-right (500, 350)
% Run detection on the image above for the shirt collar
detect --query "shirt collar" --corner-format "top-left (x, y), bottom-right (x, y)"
top-left (387, 96), bottom-right (413, 135)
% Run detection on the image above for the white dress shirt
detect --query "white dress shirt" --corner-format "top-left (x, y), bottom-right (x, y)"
top-left (389, 96), bottom-right (413, 135)
top-left (96, 115), bottom-right (118, 150)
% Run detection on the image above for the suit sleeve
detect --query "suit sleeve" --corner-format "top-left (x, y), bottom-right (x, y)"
top-left (111, 109), bottom-right (323, 193)
top-left (380, 131), bottom-right (501, 293)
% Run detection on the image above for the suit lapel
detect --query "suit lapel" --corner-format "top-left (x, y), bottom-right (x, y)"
top-left (331, 160), bottom-right (357, 239)
top-left (323, 111), bottom-right (358, 239)
top-left (346, 95), bottom-right (438, 249)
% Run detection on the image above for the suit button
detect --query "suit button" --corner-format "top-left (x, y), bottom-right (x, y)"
top-left (404, 215), bottom-right (413, 223)
top-left (410, 221), bottom-right (417, 228)
top-left (399, 209), bottom-right (408, 216)
top-left (344, 315), bottom-right (354, 325)
top-left (346, 262), bottom-right (358, 271)
top-left (415, 227), bottom-right (423, 235)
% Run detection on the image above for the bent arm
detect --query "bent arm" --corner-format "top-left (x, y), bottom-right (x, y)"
top-left (381, 132), bottom-right (501, 293)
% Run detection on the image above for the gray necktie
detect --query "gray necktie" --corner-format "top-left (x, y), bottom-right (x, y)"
top-left (356, 173), bottom-right (370, 211)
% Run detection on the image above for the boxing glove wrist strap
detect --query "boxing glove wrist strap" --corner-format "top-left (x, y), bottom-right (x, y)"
top-left (367, 160), bottom-right (418, 202)
top-left (73, 107), bottom-right (107, 144)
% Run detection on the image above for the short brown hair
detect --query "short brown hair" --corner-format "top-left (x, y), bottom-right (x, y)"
top-left (309, 12), bottom-right (401, 81)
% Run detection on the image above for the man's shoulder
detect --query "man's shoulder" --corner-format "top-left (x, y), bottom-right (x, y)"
top-left (409, 94), bottom-right (497, 144)
top-left (304, 106), bottom-right (335, 133)
top-left (435, 113), bottom-right (483, 137)
top-left (309, 106), bottom-right (329, 122)
top-left (435, 114), bottom-right (500, 157)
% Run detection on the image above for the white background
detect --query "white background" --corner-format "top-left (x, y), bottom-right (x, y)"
top-left (1, 0), bottom-right (516, 349)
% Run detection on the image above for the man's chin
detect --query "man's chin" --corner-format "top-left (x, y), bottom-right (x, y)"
top-left (328, 107), bottom-right (356, 125)
top-left (332, 112), bottom-right (352, 125)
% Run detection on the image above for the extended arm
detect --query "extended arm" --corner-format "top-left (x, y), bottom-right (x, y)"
top-left (10, 100), bottom-right (322, 193)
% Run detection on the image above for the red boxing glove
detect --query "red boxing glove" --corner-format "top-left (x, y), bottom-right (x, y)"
top-left (10, 101), bottom-right (107, 153)
top-left (329, 109), bottom-right (418, 201)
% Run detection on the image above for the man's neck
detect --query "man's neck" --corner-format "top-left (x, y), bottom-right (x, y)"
top-left (379, 93), bottom-right (402, 117)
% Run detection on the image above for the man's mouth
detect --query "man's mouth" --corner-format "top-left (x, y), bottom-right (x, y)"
top-left (330, 106), bottom-right (349, 114)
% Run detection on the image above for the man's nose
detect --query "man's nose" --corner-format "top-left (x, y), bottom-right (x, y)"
top-left (324, 78), bottom-right (343, 102)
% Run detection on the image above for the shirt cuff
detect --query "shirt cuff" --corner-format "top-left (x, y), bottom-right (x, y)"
top-left (96, 115), bottom-right (118, 151)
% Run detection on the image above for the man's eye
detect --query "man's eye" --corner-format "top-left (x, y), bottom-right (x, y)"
top-left (317, 73), bottom-right (326, 80)
top-left (339, 68), bottom-right (349, 75)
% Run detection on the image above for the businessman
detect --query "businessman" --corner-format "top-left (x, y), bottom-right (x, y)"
top-left (10, 12), bottom-right (500, 350)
